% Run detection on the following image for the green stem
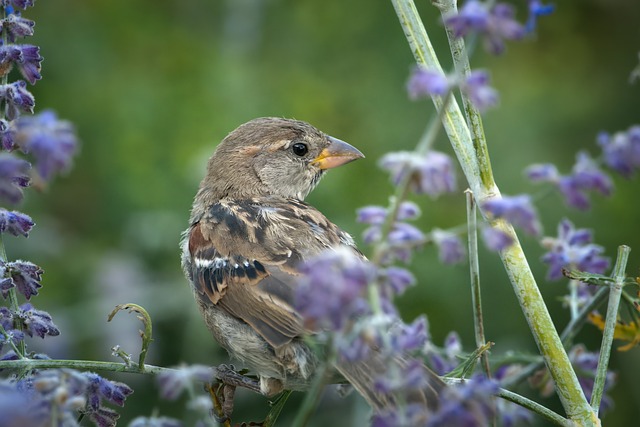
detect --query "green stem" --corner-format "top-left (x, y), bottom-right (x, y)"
top-left (0, 357), bottom-right (172, 375)
top-left (497, 388), bottom-right (573, 427)
top-left (591, 245), bottom-right (629, 414)
top-left (436, 0), bottom-right (495, 190)
top-left (465, 191), bottom-right (491, 378)
top-left (391, 1), bottom-right (596, 424)
top-left (291, 357), bottom-right (333, 427)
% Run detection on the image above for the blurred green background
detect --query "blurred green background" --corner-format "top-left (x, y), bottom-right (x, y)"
top-left (7, 0), bottom-right (640, 425)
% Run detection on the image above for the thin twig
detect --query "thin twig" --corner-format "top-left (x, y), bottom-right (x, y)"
top-left (591, 245), bottom-right (630, 414)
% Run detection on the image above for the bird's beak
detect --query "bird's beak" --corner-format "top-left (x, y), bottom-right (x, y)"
top-left (312, 136), bottom-right (364, 170)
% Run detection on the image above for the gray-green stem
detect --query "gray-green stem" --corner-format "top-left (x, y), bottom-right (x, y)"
top-left (391, 0), bottom-right (596, 424)
top-left (465, 191), bottom-right (491, 378)
top-left (591, 245), bottom-right (629, 414)
top-left (0, 357), bottom-right (171, 375)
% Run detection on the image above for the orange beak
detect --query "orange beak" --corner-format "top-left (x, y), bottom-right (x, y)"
top-left (312, 136), bottom-right (364, 170)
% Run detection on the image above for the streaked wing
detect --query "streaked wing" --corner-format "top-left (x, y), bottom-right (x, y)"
top-left (187, 197), bottom-right (360, 349)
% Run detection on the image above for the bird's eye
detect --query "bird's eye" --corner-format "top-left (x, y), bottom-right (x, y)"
top-left (291, 142), bottom-right (308, 157)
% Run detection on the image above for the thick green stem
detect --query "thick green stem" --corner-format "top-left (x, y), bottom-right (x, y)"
top-left (591, 245), bottom-right (629, 414)
top-left (390, 0), bottom-right (597, 424)
top-left (0, 357), bottom-right (171, 375)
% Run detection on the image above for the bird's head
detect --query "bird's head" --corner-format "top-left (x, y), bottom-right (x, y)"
top-left (200, 117), bottom-right (364, 201)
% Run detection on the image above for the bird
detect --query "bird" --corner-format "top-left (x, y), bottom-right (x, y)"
top-left (181, 117), bottom-right (442, 418)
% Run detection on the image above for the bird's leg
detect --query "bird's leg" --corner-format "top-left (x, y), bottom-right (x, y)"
top-left (215, 364), bottom-right (261, 393)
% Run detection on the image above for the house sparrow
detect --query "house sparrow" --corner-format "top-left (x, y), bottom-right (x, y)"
top-left (181, 117), bottom-right (442, 416)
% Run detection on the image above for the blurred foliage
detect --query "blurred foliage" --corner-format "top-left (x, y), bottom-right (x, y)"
top-left (8, 0), bottom-right (640, 425)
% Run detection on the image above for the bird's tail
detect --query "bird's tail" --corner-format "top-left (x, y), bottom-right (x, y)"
top-left (336, 353), bottom-right (444, 414)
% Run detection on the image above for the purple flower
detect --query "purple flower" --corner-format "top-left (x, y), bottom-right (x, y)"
top-left (2, 1), bottom-right (36, 11)
top-left (407, 67), bottom-right (450, 99)
top-left (380, 266), bottom-right (415, 295)
top-left (379, 150), bottom-right (457, 197)
top-left (0, 80), bottom-right (34, 120)
top-left (598, 125), bottom-right (640, 178)
top-left (0, 153), bottom-right (30, 204)
top-left (397, 201), bottom-right (421, 221)
top-left (482, 194), bottom-right (541, 236)
top-left (0, 44), bottom-right (41, 84)
top-left (388, 222), bottom-right (425, 246)
top-left (372, 403), bottom-right (431, 427)
top-left (295, 248), bottom-right (373, 331)
top-left (388, 316), bottom-right (429, 353)
top-left (525, 163), bottom-right (559, 182)
top-left (0, 209), bottom-right (33, 236)
top-left (0, 380), bottom-right (47, 427)
top-left (16, 303), bottom-right (59, 338)
top-left (527, 152), bottom-right (613, 211)
top-left (481, 225), bottom-right (514, 251)
top-left (0, 118), bottom-right (15, 150)
top-left (526, 1), bottom-right (555, 33)
top-left (431, 229), bottom-right (465, 265)
top-left (427, 375), bottom-right (499, 427)
top-left (443, 1), bottom-right (525, 55)
top-left (156, 365), bottom-right (215, 400)
top-left (374, 357), bottom-right (429, 395)
top-left (14, 110), bottom-right (79, 180)
top-left (0, 13), bottom-right (35, 42)
top-left (129, 416), bottom-right (183, 427)
top-left (0, 260), bottom-right (43, 299)
top-left (84, 373), bottom-right (133, 409)
top-left (540, 218), bottom-right (610, 280)
top-left (356, 205), bottom-right (387, 225)
top-left (462, 70), bottom-right (499, 111)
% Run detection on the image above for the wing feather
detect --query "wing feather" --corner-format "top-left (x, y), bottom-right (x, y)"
top-left (187, 197), bottom-right (360, 349)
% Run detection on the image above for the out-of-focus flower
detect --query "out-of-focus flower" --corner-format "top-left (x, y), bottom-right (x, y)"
top-left (526, 152), bottom-right (613, 211)
top-left (426, 331), bottom-right (463, 376)
top-left (482, 194), bottom-right (541, 236)
top-left (14, 110), bottom-right (79, 181)
top-left (462, 70), bottom-right (499, 111)
top-left (0, 369), bottom-right (134, 427)
top-left (589, 312), bottom-right (640, 352)
top-left (2, 1), bottom-right (36, 12)
top-left (0, 208), bottom-right (33, 236)
top-left (380, 266), bottom-right (415, 296)
top-left (0, 153), bottom-right (30, 204)
top-left (379, 150), bottom-right (457, 197)
top-left (128, 416), bottom-right (183, 427)
top-left (598, 125), bottom-right (640, 178)
top-left (525, 1), bottom-right (555, 33)
top-left (540, 218), bottom-right (609, 281)
top-left (156, 365), bottom-right (215, 401)
top-left (443, 0), bottom-right (525, 55)
top-left (295, 247), bottom-right (373, 331)
top-left (481, 225), bottom-right (514, 251)
top-left (374, 357), bottom-right (429, 395)
top-left (431, 229), bottom-right (465, 265)
top-left (407, 67), bottom-right (498, 111)
top-left (407, 68), bottom-right (450, 99)
top-left (427, 375), bottom-right (499, 427)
